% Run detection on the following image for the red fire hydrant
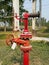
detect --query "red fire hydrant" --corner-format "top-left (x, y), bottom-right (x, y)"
top-left (6, 12), bottom-right (40, 65)
top-left (6, 34), bottom-right (32, 65)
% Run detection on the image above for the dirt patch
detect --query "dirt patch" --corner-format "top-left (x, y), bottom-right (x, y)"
top-left (0, 61), bottom-right (2, 65)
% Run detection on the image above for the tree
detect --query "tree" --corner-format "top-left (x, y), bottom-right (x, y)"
top-left (19, 0), bottom-right (28, 16)
top-left (0, 0), bottom-right (12, 31)
top-left (0, 0), bottom-right (26, 31)
top-left (41, 18), bottom-right (46, 26)
top-left (36, 17), bottom-right (46, 27)
top-left (46, 21), bottom-right (49, 28)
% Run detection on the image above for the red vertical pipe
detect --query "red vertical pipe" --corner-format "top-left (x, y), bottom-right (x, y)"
top-left (21, 45), bottom-right (32, 65)
top-left (23, 19), bottom-right (28, 32)
top-left (23, 12), bottom-right (29, 32)
top-left (23, 51), bottom-right (29, 65)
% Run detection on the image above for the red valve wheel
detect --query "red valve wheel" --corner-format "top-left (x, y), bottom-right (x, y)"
top-left (6, 34), bottom-right (14, 46)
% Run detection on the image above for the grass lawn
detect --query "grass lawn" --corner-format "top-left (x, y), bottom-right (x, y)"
top-left (0, 40), bottom-right (49, 65)
top-left (36, 27), bottom-right (49, 38)
top-left (28, 26), bottom-right (49, 38)
top-left (0, 40), bottom-right (21, 65)
top-left (0, 31), bottom-right (21, 39)
top-left (0, 31), bottom-right (12, 39)
top-left (30, 41), bottom-right (49, 65)
top-left (37, 32), bottom-right (49, 38)
top-left (0, 31), bottom-right (49, 65)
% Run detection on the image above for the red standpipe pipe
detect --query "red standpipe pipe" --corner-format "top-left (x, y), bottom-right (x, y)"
top-left (21, 46), bottom-right (32, 65)
top-left (23, 12), bottom-right (29, 32)
top-left (23, 51), bottom-right (29, 65)
top-left (23, 18), bottom-right (28, 32)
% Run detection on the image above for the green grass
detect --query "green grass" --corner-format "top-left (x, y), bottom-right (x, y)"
top-left (0, 30), bottom-right (49, 65)
top-left (0, 34), bottom-right (6, 39)
top-left (37, 32), bottom-right (49, 38)
top-left (0, 32), bottom-right (12, 39)
top-left (0, 26), bottom-right (49, 39)
top-left (0, 31), bottom-right (21, 39)
top-left (30, 41), bottom-right (49, 65)
top-left (28, 26), bottom-right (49, 38)
top-left (0, 40), bottom-right (22, 65)
top-left (36, 27), bottom-right (49, 37)
top-left (0, 40), bottom-right (49, 65)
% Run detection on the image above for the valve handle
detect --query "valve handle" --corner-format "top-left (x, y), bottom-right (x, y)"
top-left (6, 34), bottom-right (14, 46)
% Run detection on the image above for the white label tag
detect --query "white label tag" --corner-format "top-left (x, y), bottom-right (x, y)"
top-left (11, 42), bottom-right (17, 50)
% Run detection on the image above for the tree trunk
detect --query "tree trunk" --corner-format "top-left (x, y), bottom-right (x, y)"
top-left (32, 0), bottom-right (36, 36)
top-left (4, 21), bottom-right (6, 32)
top-left (12, 0), bottom-right (20, 31)
top-left (39, 0), bottom-right (42, 28)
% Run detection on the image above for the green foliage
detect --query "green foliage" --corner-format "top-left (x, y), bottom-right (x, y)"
top-left (0, 0), bottom-right (12, 15)
top-left (19, 0), bottom-right (28, 17)
top-left (46, 21), bottom-right (49, 28)
top-left (36, 17), bottom-right (49, 29)
top-left (0, 0), bottom-right (26, 17)
top-left (0, 0), bottom-right (27, 30)
top-left (36, 17), bottom-right (46, 27)
top-left (41, 18), bottom-right (46, 26)
top-left (28, 19), bottom-right (32, 26)
top-left (0, 0), bottom-right (13, 32)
